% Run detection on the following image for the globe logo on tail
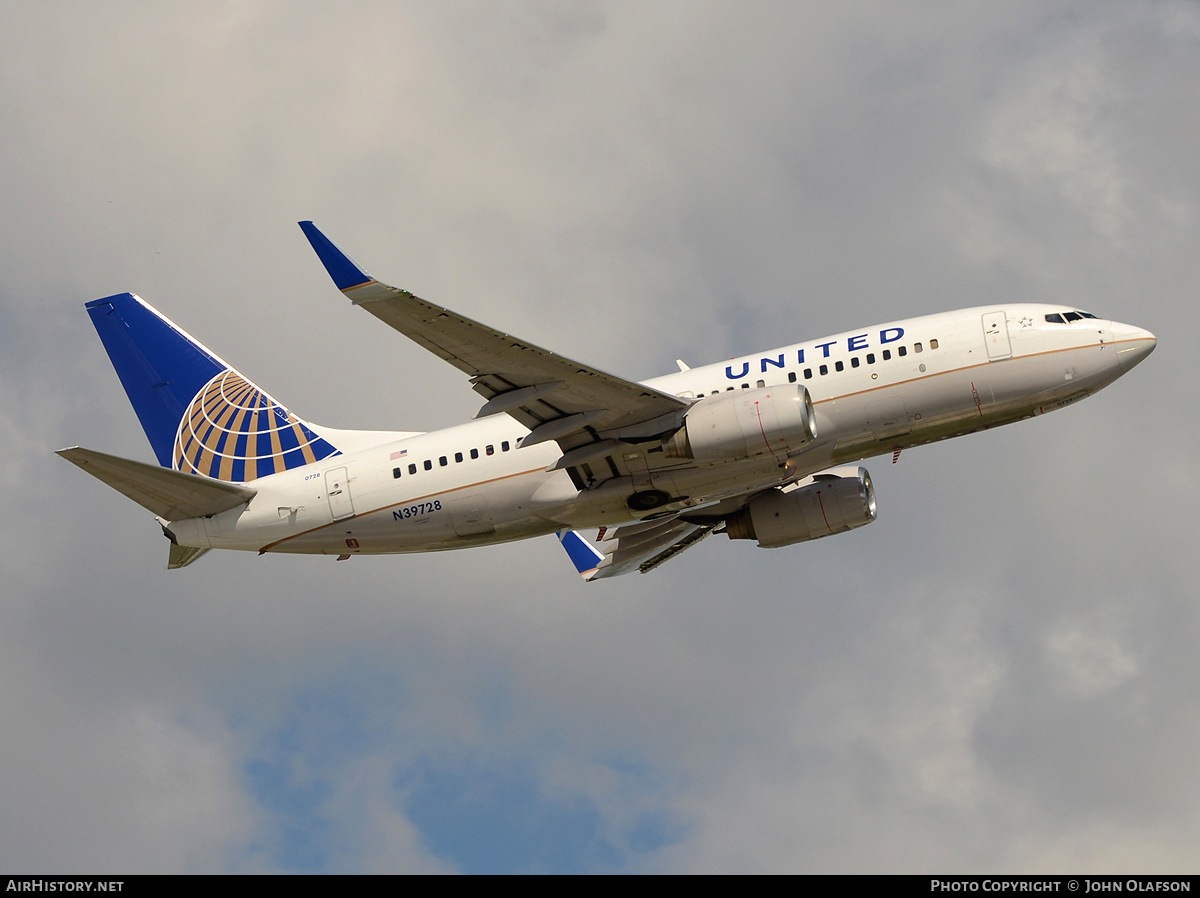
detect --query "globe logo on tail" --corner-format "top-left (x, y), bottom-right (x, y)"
top-left (173, 369), bottom-right (338, 483)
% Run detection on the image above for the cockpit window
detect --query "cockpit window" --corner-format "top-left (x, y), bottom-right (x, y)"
top-left (1046, 310), bottom-right (1100, 324)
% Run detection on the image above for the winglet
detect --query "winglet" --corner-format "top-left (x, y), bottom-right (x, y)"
top-left (556, 529), bottom-right (605, 581)
top-left (298, 221), bottom-right (374, 291)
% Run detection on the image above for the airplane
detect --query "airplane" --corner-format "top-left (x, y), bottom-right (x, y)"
top-left (57, 222), bottom-right (1157, 579)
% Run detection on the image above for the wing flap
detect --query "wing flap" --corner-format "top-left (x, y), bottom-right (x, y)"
top-left (57, 447), bottom-right (256, 520)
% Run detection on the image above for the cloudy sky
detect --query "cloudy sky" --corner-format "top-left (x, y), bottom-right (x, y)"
top-left (1, 0), bottom-right (1196, 874)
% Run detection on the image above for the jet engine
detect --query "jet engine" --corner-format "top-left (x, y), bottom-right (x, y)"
top-left (663, 384), bottom-right (817, 462)
top-left (723, 466), bottom-right (876, 548)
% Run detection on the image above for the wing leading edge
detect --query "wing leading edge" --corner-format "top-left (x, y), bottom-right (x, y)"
top-left (299, 222), bottom-right (689, 455)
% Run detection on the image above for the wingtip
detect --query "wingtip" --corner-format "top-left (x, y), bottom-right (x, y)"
top-left (298, 221), bottom-right (374, 292)
top-left (556, 529), bottom-right (605, 580)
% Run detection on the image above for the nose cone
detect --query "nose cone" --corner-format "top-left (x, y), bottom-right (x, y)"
top-left (1110, 321), bottom-right (1157, 373)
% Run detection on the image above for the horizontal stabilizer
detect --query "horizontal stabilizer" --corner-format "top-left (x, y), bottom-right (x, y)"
top-left (57, 447), bottom-right (256, 520)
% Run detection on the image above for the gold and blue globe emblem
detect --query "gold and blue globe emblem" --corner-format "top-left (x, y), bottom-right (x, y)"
top-left (173, 369), bottom-right (338, 482)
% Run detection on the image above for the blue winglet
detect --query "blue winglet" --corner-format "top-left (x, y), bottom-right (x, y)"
top-left (556, 529), bottom-right (605, 579)
top-left (298, 221), bottom-right (374, 291)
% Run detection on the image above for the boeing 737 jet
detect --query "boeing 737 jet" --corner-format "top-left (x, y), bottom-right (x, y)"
top-left (58, 223), bottom-right (1157, 579)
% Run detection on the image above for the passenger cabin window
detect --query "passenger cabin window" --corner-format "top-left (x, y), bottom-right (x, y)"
top-left (756, 379), bottom-right (765, 388)
top-left (424, 460), bottom-right (432, 471)
top-left (788, 372), bottom-right (797, 383)
top-left (851, 357), bottom-right (860, 368)
top-left (408, 463), bottom-right (417, 475)
top-left (898, 346), bottom-right (907, 357)
top-left (835, 360), bottom-right (844, 372)
top-left (486, 445), bottom-right (495, 456)
top-left (914, 342), bottom-right (922, 353)
top-left (804, 368), bottom-right (813, 379)
top-left (867, 353), bottom-right (875, 364)
top-left (393, 467), bottom-right (402, 479)
top-left (882, 349), bottom-right (891, 360)
top-left (502, 441), bottom-right (510, 452)
top-left (470, 448), bottom-right (479, 460)
top-left (929, 339), bottom-right (939, 349)
top-left (455, 452), bottom-right (463, 463)
top-left (439, 456), bottom-right (448, 467)
top-left (819, 364), bottom-right (828, 376)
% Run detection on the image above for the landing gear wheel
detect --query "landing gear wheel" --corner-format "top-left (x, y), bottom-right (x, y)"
top-left (627, 489), bottom-right (671, 512)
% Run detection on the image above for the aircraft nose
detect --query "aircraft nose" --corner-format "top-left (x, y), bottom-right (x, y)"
top-left (1110, 321), bottom-right (1157, 373)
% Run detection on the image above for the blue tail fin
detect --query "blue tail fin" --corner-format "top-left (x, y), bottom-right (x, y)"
top-left (86, 293), bottom-right (339, 483)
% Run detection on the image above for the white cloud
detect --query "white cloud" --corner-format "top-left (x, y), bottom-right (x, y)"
top-left (0, 692), bottom-right (255, 872)
top-left (1042, 612), bottom-right (1140, 699)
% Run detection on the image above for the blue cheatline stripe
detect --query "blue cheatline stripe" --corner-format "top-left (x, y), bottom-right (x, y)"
top-left (556, 530), bottom-right (605, 575)
top-left (298, 221), bottom-right (373, 291)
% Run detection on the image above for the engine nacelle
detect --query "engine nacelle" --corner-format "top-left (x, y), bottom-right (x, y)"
top-left (663, 385), bottom-right (817, 462)
top-left (724, 466), bottom-right (876, 548)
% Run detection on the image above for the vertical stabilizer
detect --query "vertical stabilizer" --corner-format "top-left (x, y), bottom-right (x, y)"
top-left (86, 293), bottom-right (338, 482)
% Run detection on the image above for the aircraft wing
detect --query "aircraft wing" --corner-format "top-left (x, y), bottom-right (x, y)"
top-left (557, 518), bottom-right (719, 581)
top-left (300, 222), bottom-right (689, 454)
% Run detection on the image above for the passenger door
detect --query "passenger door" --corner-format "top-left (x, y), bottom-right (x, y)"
top-left (982, 311), bottom-right (1012, 361)
top-left (325, 466), bottom-right (355, 521)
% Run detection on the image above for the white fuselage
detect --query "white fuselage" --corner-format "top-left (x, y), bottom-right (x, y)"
top-left (166, 304), bottom-right (1155, 557)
